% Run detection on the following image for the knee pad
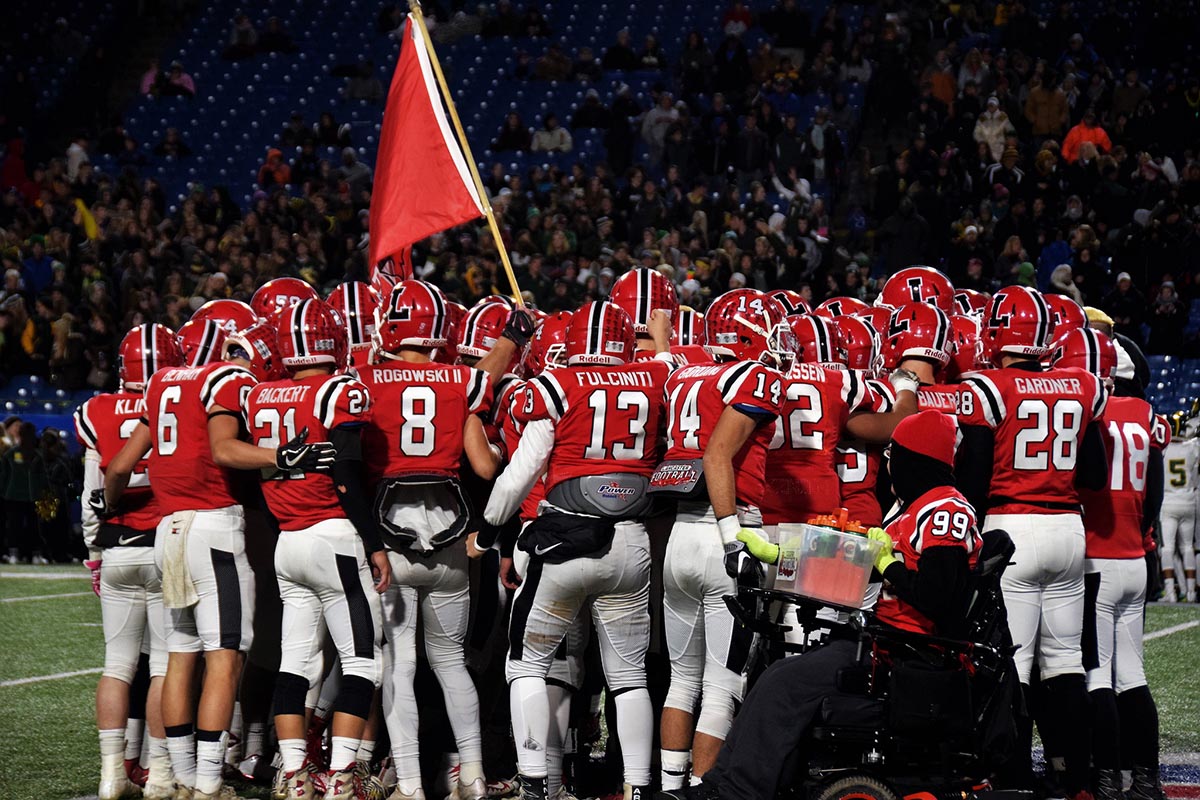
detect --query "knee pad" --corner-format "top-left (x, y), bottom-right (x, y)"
top-left (273, 671), bottom-right (310, 718)
top-left (695, 685), bottom-right (738, 740)
top-left (335, 674), bottom-right (375, 720)
top-left (663, 667), bottom-right (702, 714)
top-left (603, 664), bottom-right (645, 694)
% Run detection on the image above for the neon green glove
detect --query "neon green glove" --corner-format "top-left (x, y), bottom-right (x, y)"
top-left (737, 527), bottom-right (780, 566)
top-left (867, 527), bottom-right (900, 573)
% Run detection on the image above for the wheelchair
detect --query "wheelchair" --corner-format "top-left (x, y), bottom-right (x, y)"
top-left (724, 529), bottom-right (1030, 800)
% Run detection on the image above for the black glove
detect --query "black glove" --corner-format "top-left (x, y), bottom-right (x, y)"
top-left (503, 308), bottom-right (537, 348)
top-left (88, 489), bottom-right (115, 520)
top-left (275, 428), bottom-right (337, 474)
top-left (723, 540), bottom-right (763, 589)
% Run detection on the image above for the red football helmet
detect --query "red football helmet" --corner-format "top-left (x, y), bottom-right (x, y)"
top-left (192, 299), bottom-right (258, 334)
top-left (788, 314), bottom-right (838, 365)
top-left (1043, 293), bottom-right (1087, 338)
top-left (1050, 327), bottom-right (1117, 378)
top-left (675, 307), bottom-right (706, 346)
top-left (327, 281), bottom-right (378, 356)
top-left (458, 301), bottom-right (510, 360)
top-left (766, 289), bottom-right (811, 317)
top-left (946, 314), bottom-right (984, 380)
top-left (250, 277), bottom-right (320, 319)
top-left (832, 316), bottom-right (881, 373)
top-left (277, 299), bottom-right (347, 369)
top-left (813, 296), bottom-right (870, 319)
top-left (177, 318), bottom-right (229, 368)
top-left (434, 301), bottom-right (469, 365)
top-left (565, 302), bottom-right (635, 366)
top-left (882, 302), bottom-right (953, 368)
top-left (374, 280), bottom-right (450, 355)
top-left (881, 267), bottom-right (956, 313)
top-left (609, 268), bottom-right (680, 334)
top-left (118, 324), bottom-right (184, 390)
top-left (953, 289), bottom-right (989, 317)
top-left (524, 310), bottom-right (573, 375)
top-left (705, 289), bottom-right (795, 370)
top-left (223, 319), bottom-right (286, 382)
top-left (981, 286), bottom-right (1056, 361)
top-left (857, 306), bottom-right (894, 339)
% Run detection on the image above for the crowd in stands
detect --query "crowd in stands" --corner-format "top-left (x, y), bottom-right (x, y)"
top-left (1, 0), bottom-right (1199, 401)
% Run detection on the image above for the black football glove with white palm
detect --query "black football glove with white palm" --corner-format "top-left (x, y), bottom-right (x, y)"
top-left (723, 540), bottom-right (764, 589)
top-left (503, 308), bottom-right (537, 348)
top-left (275, 428), bottom-right (337, 474)
top-left (88, 489), bottom-right (115, 520)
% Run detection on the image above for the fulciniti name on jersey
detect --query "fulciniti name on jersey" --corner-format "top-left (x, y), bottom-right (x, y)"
top-left (1013, 376), bottom-right (1083, 395)
top-left (372, 367), bottom-right (464, 384)
top-left (569, 370), bottom-right (658, 388)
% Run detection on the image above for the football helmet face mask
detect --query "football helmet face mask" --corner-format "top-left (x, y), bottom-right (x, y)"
top-left (565, 302), bottom-right (636, 366)
top-left (1043, 293), bottom-right (1087, 338)
top-left (327, 281), bottom-right (378, 358)
top-left (609, 268), bottom-right (680, 334)
top-left (788, 314), bottom-right (839, 366)
top-left (277, 299), bottom-right (347, 369)
top-left (882, 302), bottom-right (954, 368)
top-left (881, 266), bottom-right (956, 313)
top-left (813, 296), bottom-right (870, 319)
top-left (766, 289), bottom-right (811, 317)
top-left (946, 314), bottom-right (984, 380)
top-left (832, 315), bottom-right (882, 374)
top-left (373, 280), bottom-right (450, 357)
top-left (675, 307), bottom-right (706, 346)
top-left (1049, 327), bottom-right (1117, 378)
top-left (457, 301), bottom-right (511, 360)
top-left (118, 324), bottom-right (184, 390)
top-left (250, 277), bottom-right (320, 319)
top-left (981, 286), bottom-right (1056, 361)
top-left (524, 310), bottom-right (573, 375)
top-left (953, 289), bottom-right (989, 317)
top-left (223, 319), bottom-right (286, 382)
top-left (177, 318), bottom-right (229, 368)
top-left (191, 299), bottom-right (258, 334)
top-left (705, 289), bottom-right (795, 372)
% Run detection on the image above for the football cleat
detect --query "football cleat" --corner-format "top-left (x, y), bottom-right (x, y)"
top-left (142, 779), bottom-right (182, 800)
top-left (98, 774), bottom-right (134, 800)
top-left (323, 767), bottom-right (363, 800)
top-left (386, 786), bottom-right (427, 800)
top-left (126, 757), bottom-right (150, 787)
top-left (193, 785), bottom-right (247, 800)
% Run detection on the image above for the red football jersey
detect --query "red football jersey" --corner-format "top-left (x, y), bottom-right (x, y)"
top-left (495, 377), bottom-right (547, 524)
top-left (516, 359), bottom-right (672, 490)
top-left (762, 364), bottom-right (874, 524)
top-left (1079, 397), bottom-right (1167, 559)
top-left (875, 381), bottom-right (961, 415)
top-left (663, 361), bottom-right (785, 509)
top-left (243, 373), bottom-right (371, 531)
top-left (958, 366), bottom-right (1106, 515)
top-left (633, 345), bottom-right (714, 367)
top-left (836, 377), bottom-right (892, 528)
top-left (144, 363), bottom-right (259, 515)
top-left (358, 361), bottom-right (491, 483)
top-left (878, 486), bottom-right (981, 634)
top-left (75, 391), bottom-right (161, 533)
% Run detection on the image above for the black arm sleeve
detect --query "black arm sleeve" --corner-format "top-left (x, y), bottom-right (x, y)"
top-left (956, 424), bottom-right (995, 516)
top-left (330, 427), bottom-right (384, 554)
top-left (881, 547), bottom-right (972, 636)
top-left (1142, 447), bottom-right (1164, 533)
top-left (1074, 421), bottom-right (1108, 492)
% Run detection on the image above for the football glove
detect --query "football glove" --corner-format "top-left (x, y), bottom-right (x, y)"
top-left (867, 527), bottom-right (900, 573)
top-left (275, 428), bottom-right (337, 474)
top-left (737, 527), bottom-right (780, 565)
top-left (718, 516), bottom-right (763, 587)
top-left (88, 488), bottom-right (114, 520)
top-left (503, 308), bottom-right (537, 348)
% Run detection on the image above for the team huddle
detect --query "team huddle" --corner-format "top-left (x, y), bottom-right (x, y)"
top-left (75, 265), bottom-right (1173, 800)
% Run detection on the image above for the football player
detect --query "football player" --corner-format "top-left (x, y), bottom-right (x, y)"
top-left (878, 266), bottom-right (956, 313)
top-left (1056, 328), bottom-right (1167, 800)
top-left (250, 277), bottom-right (321, 319)
top-left (1160, 410), bottom-right (1199, 602)
top-left (242, 299), bottom-right (391, 800)
top-left (100, 320), bottom-right (335, 800)
top-left (327, 281), bottom-right (379, 368)
top-left (812, 296), bottom-right (869, 318)
top-left (482, 302), bottom-right (673, 800)
top-left (957, 286), bottom-right (1108, 800)
top-left (358, 280), bottom-right (530, 800)
top-left (77, 324), bottom-right (184, 800)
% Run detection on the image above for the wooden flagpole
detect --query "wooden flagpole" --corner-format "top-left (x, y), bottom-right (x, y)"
top-left (406, 1), bottom-right (524, 307)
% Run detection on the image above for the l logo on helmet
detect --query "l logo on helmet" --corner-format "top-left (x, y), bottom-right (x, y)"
top-left (888, 318), bottom-right (910, 338)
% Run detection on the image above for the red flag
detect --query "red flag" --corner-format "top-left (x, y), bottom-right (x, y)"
top-left (370, 245), bottom-right (412, 298)
top-left (368, 16), bottom-right (483, 271)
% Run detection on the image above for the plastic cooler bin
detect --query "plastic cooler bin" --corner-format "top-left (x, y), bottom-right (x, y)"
top-left (773, 523), bottom-right (881, 608)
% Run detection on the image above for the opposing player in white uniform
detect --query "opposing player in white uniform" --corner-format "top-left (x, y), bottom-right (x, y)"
top-left (1160, 413), bottom-right (1199, 602)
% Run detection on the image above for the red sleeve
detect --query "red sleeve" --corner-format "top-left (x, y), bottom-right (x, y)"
top-left (1151, 413), bottom-right (1170, 449)
top-left (914, 494), bottom-right (978, 553)
top-left (201, 364), bottom-right (257, 414)
top-left (957, 375), bottom-right (1003, 428)
top-left (465, 366), bottom-right (493, 417)
top-left (315, 375), bottom-right (372, 430)
top-left (74, 397), bottom-right (99, 450)
top-left (513, 372), bottom-right (567, 424)
top-left (718, 362), bottom-right (784, 417)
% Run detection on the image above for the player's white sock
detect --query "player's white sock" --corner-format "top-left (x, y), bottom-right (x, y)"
top-left (1186, 576), bottom-right (1196, 601)
top-left (613, 689), bottom-right (653, 788)
top-left (1163, 578), bottom-right (1177, 602)
top-left (460, 760), bottom-right (485, 785)
top-left (660, 749), bottom-right (690, 791)
top-left (510, 677), bottom-right (550, 779)
top-left (165, 727), bottom-right (196, 788)
top-left (279, 738), bottom-right (307, 774)
top-left (99, 728), bottom-right (125, 781)
top-left (124, 718), bottom-right (145, 762)
top-left (147, 736), bottom-right (173, 788)
top-left (225, 702), bottom-right (243, 765)
top-left (194, 730), bottom-right (227, 794)
top-left (545, 683), bottom-right (571, 797)
top-left (244, 721), bottom-right (266, 757)
top-left (330, 736), bottom-right (360, 772)
top-left (356, 739), bottom-right (376, 763)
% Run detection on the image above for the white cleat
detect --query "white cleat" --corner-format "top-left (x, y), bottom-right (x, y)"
top-left (193, 786), bottom-right (245, 800)
top-left (456, 778), bottom-right (488, 800)
top-left (99, 775), bottom-right (136, 800)
top-left (386, 787), bottom-right (427, 800)
top-left (143, 780), bottom-right (181, 800)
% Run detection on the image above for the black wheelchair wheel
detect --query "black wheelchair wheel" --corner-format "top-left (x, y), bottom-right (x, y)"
top-left (814, 775), bottom-right (900, 800)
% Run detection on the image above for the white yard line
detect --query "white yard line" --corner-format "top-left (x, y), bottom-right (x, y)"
top-left (1145, 620), bottom-right (1200, 641)
top-left (0, 571), bottom-right (87, 579)
top-left (0, 591), bottom-right (93, 603)
top-left (0, 667), bottom-right (102, 688)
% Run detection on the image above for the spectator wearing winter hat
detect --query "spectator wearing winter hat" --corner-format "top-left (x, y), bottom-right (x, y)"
top-left (974, 96), bottom-right (1016, 162)
top-left (257, 148), bottom-right (291, 189)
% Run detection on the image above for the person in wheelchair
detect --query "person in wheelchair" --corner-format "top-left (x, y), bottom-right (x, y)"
top-left (659, 410), bottom-right (983, 800)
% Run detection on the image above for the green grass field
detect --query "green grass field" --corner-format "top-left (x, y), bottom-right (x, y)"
top-left (1, 567), bottom-right (1197, 800)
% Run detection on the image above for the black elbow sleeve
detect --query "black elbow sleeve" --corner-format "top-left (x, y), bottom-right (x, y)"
top-left (1075, 422), bottom-right (1108, 492)
top-left (330, 427), bottom-right (383, 553)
